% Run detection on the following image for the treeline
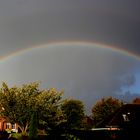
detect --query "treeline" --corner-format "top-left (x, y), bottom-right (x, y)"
top-left (0, 82), bottom-right (139, 139)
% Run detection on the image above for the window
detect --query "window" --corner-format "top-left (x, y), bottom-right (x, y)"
top-left (6, 123), bottom-right (11, 129)
top-left (122, 112), bottom-right (130, 122)
top-left (12, 124), bottom-right (15, 129)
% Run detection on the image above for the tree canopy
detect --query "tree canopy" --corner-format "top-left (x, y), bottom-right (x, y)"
top-left (61, 99), bottom-right (85, 129)
top-left (0, 82), bottom-right (64, 133)
top-left (92, 97), bottom-right (123, 127)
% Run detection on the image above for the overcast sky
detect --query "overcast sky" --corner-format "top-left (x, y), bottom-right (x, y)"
top-left (0, 0), bottom-right (140, 55)
top-left (0, 0), bottom-right (140, 114)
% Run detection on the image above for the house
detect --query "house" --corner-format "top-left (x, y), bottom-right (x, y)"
top-left (82, 116), bottom-right (93, 129)
top-left (90, 104), bottom-right (140, 139)
top-left (107, 103), bottom-right (140, 129)
top-left (0, 116), bottom-right (18, 133)
top-left (92, 103), bottom-right (140, 129)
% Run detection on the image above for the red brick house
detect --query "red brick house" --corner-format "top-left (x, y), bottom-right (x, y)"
top-left (0, 117), bottom-right (18, 133)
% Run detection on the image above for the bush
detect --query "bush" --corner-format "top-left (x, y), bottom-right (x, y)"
top-left (10, 133), bottom-right (29, 140)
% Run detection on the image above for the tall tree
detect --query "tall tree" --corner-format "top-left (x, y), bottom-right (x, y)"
top-left (29, 112), bottom-right (38, 139)
top-left (62, 99), bottom-right (85, 129)
top-left (92, 97), bottom-right (123, 127)
top-left (0, 82), bottom-right (63, 134)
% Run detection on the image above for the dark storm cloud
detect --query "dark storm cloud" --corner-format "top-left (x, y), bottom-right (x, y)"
top-left (0, 0), bottom-right (140, 56)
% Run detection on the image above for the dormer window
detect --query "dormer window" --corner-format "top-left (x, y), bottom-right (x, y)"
top-left (122, 112), bottom-right (130, 122)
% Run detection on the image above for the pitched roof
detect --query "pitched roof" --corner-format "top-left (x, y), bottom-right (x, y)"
top-left (107, 104), bottom-right (140, 128)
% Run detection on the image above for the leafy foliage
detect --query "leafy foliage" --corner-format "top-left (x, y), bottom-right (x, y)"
top-left (0, 82), bottom-right (64, 133)
top-left (29, 112), bottom-right (38, 139)
top-left (62, 99), bottom-right (85, 129)
top-left (37, 88), bottom-right (65, 131)
top-left (92, 97), bottom-right (123, 127)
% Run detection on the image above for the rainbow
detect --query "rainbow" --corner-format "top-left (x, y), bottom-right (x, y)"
top-left (0, 41), bottom-right (140, 61)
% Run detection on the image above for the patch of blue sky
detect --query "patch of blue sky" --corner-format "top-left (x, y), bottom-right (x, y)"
top-left (121, 73), bottom-right (140, 94)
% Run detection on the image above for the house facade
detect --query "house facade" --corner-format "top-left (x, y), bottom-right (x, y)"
top-left (0, 117), bottom-right (18, 133)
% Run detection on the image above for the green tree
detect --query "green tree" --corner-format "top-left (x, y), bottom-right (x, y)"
top-left (38, 88), bottom-right (65, 131)
top-left (0, 82), bottom-right (64, 134)
top-left (29, 112), bottom-right (38, 139)
top-left (92, 97), bottom-right (123, 127)
top-left (62, 99), bottom-right (85, 129)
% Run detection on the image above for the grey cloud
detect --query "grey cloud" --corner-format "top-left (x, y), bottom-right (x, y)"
top-left (0, 0), bottom-right (140, 56)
